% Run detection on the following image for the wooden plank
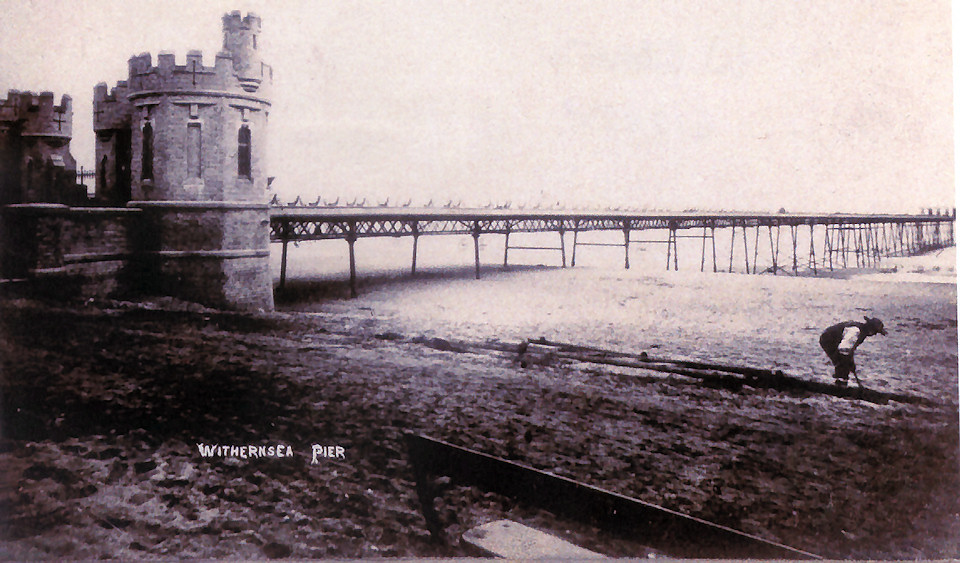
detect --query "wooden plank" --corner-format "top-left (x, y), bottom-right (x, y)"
top-left (527, 338), bottom-right (937, 406)
top-left (462, 520), bottom-right (606, 559)
top-left (406, 433), bottom-right (821, 560)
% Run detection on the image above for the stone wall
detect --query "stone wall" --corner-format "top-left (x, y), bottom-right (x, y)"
top-left (0, 11), bottom-right (277, 311)
top-left (131, 201), bottom-right (273, 310)
top-left (0, 204), bottom-right (142, 299)
top-left (0, 202), bottom-right (274, 310)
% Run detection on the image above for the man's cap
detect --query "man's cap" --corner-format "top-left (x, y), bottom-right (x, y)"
top-left (864, 316), bottom-right (887, 336)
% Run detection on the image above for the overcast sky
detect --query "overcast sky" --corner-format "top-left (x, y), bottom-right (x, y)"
top-left (0, 0), bottom-right (953, 213)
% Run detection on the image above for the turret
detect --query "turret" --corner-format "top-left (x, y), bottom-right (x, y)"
top-left (93, 11), bottom-right (272, 204)
top-left (0, 90), bottom-right (81, 204)
top-left (88, 10), bottom-right (275, 310)
top-left (1, 90), bottom-right (73, 139)
top-left (221, 10), bottom-right (266, 92)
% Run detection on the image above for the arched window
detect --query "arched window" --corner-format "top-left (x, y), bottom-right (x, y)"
top-left (238, 125), bottom-right (252, 179)
top-left (141, 122), bottom-right (154, 180)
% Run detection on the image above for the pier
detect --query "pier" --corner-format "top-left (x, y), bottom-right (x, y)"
top-left (270, 205), bottom-right (955, 297)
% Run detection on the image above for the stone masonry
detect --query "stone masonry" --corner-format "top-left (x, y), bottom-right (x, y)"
top-left (0, 91), bottom-right (86, 205)
top-left (1, 11), bottom-right (276, 311)
top-left (93, 11), bottom-right (275, 310)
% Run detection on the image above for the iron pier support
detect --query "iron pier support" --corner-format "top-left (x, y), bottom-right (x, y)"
top-left (666, 223), bottom-right (678, 271)
top-left (623, 222), bottom-right (631, 269)
top-left (752, 225), bottom-right (760, 274)
top-left (503, 230), bottom-right (510, 268)
top-left (767, 224), bottom-right (780, 275)
top-left (571, 221), bottom-right (579, 267)
top-left (808, 223), bottom-right (817, 275)
top-left (742, 224), bottom-right (750, 273)
top-left (700, 226), bottom-right (708, 272)
top-left (710, 226), bottom-right (717, 272)
top-left (728, 223), bottom-right (736, 273)
top-left (410, 221), bottom-right (420, 276)
top-left (473, 222), bottom-right (482, 280)
top-left (279, 240), bottom-right (288, 290)
top-left (559, 228), bottom-right (566, 268)
top-left (347, 221), bottom-right (358, 298)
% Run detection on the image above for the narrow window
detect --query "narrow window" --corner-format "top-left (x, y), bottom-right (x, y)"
top-left (99, 155), bottom-right (108, 193)
top-left (252, 35), bottom-right (257, 50)
top-left (141, 122), bottom-right (154, 180)
top-left (45, 158), bottom-right (55, 201)
top-left (25, 159), bottom-right (33, 197)
top-left (187, 123), bottom-right (202, 178)
top-left (238, 125), bottom-right (251, 179)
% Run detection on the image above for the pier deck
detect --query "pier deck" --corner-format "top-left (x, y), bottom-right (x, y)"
top-left (270, 207), bottom-right (955, 296)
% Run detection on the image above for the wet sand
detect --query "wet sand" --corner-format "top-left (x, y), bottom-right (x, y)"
top-left (0, 247), bottom-right (957, 559)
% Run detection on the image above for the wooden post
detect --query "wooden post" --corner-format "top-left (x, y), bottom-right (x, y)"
top-left (752, 225), bottom-right (760, 274)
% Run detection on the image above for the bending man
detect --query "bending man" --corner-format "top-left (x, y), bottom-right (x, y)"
top-left (819, 316), bottom-right (887, 388)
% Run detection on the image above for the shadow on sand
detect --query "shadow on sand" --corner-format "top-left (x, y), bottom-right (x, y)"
top-left (274, 263), bottom-right (555, 304)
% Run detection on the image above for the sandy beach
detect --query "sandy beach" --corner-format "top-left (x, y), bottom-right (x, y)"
top-left (1, 242), bottom-right (957, 559)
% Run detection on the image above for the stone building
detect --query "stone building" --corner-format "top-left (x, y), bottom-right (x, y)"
top-left (89, 10), bottom-right (275, 309)
top-left (0, 91), bottom-right (86, 205)
top-left (94, 11), bottom-right (271, 205)
top-left (1, 11), bottom-right (275, 311)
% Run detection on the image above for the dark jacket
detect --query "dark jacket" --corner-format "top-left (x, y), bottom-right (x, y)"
top-left (820, 321), bottom-right (869, 356)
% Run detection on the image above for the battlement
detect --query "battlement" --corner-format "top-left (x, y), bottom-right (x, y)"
top-left (0, 90), bottom-right (72, 138)
top-left (94, 9), bottom-right (271, 133)
top-left (222, 10), bottom-right (261, 33)
top-left (93, 47), bottom-right (271, 127)
top-left (93, 80), bottom-right (132, 131)
top-left (93, 81), bottom-right (129, 104)
top-left (106, 9), bottom-right (271, 101)
top-left (122, 49), bottom-right (272, 91)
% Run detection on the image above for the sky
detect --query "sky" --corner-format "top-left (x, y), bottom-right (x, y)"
top-left (0, 0), bottom-right (954, 213)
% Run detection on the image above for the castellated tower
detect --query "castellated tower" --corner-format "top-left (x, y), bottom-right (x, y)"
top-left (93, 11), bottom-right (274, 310)
top-left (94, 11), bottom-right (271, 204)
top-left (0, 91), bottom-right (84, 204)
